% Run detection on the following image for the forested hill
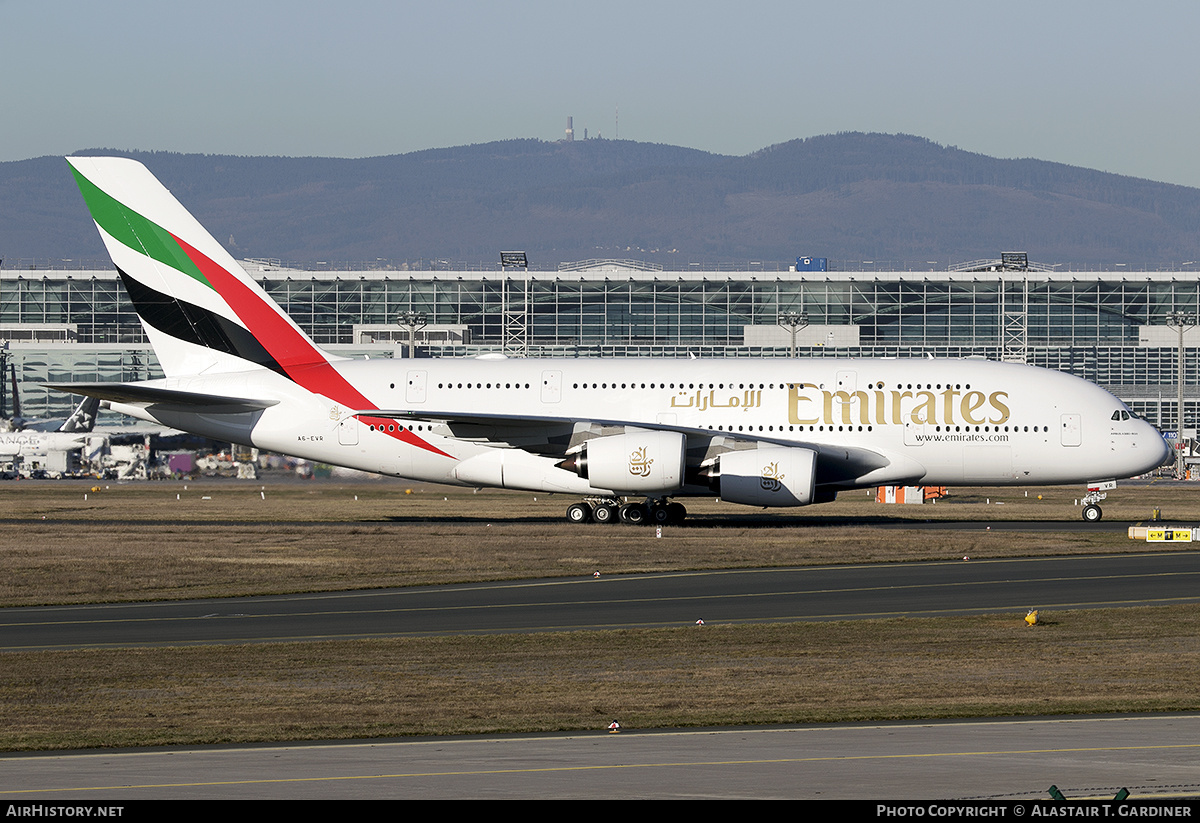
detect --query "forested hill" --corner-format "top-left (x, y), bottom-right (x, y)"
top-left (5, 133), bottom-right (1200, 268)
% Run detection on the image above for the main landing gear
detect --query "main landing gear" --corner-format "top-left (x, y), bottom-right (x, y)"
top-left (565, 498), bottom-right (687, 525)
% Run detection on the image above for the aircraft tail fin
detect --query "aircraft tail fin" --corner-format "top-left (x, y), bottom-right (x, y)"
top-left (9, 363), bottom-right (20, 421)
top-left (57, 396), bottom-right (100, 433)
top-left (66, 156), bottom-right (338, 379)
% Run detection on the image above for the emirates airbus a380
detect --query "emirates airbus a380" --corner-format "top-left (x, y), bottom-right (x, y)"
top-left (52, 157), bottom-right (1171, 525)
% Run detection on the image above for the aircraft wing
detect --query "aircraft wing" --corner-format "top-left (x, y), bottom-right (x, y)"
top-left (369, 408), bottom-right (637, 430)
top-left (365, 407), bottom-right (752, 442)
top-left (365, 408), bottom-right (926, 487)
top-left (45, 383), bottom-right (280, 414)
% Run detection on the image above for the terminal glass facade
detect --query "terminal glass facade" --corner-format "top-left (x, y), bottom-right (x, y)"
top-left (2, 267), bottom-right (1198, 429)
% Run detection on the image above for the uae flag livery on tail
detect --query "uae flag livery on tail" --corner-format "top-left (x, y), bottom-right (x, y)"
top-left (64, 157), bottom-right (451, 458)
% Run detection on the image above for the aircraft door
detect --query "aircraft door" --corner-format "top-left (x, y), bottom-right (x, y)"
top-left (541, 370), bottom-right (562, 404)
top-left (406, 370), bottom-right (427, 404)
top-left (835, 370), bottom-right (860, 422)
top-left (1060, 413), bottom-right (1082, 447)
top-left (904, 421), bottom-right (926, 446)
top-left (338, 415), bottom-right (359, 446)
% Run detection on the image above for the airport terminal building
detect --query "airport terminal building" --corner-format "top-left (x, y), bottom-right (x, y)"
top-left (3, 256), bottom-right (1198, 433)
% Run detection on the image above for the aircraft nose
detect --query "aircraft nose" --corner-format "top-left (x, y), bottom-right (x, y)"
top-left (1149, 424), bottom-right (1173, 468)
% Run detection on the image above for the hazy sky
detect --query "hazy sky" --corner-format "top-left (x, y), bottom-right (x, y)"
top-left (5, 0), bottom-right (1199, 186)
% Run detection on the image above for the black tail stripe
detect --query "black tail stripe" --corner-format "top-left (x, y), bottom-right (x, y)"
top-left (117, 269), bottom-right (288, 378)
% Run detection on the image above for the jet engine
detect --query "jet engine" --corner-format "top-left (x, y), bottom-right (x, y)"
top-left (706, 446), bottom-right (818, 507)
top-left (557, 431), bottom-right (686, 493)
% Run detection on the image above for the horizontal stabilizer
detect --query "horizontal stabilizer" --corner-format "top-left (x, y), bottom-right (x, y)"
top-left (46, 383), bottom-right (279, 414)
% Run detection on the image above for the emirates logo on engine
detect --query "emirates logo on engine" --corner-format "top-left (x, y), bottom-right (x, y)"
top-left (760, 461), bottom-right (785, 492)
top-left (629, 446), bottom-right (654, 477)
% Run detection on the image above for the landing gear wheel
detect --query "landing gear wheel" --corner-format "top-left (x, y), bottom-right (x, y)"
top-left (650, 504), bottom-right (672, 525)
top-left (592, 503), bottom-right (618, 524)
top-left (1082, 504), bottom-right (1103, 522)
top-left (667, 502), bottom-right (687, 524)
top-left (619, 502), bottom-right (649, 525)
top-left (566, 502), bottom-right (593, 524)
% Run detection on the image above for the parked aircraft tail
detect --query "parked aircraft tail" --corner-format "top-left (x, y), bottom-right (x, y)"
top-left (9, 363), bottom-right (19, 422)
top-left (57, 396), bottom-right (100, 433)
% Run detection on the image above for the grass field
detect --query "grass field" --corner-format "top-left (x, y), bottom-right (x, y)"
top-left (1, 477), bottom-right (1198, 750)
top-left (0, 478), bottom-right (1189, 605)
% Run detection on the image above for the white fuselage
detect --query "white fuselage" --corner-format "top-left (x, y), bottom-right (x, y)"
top-left (111, 357), bottom-right (1171, 503)
top-left (0, 430), bottom-right (91, 460)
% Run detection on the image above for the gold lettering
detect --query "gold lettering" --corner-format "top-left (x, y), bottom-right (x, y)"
top-left (788, 383), bottom-right (821, 425)
top-left (629, 447), bottom-right (654, 476)
top-left (760, 461), bottom-right (785, 491)
top-left (940, 388), bottom-right (960, 425)
top-left (776, 384), bottom-right (1012, 428)
top-left (825, 390), bottom-right (869, 424)
top-left (850, 391), bottom-right (869, 424)
top-left (961, 391), bottom-right (987, 425)
top-left (910, 391), bottom-right (937, 425)
top-left (988, 391), bottom-right (1010, 424)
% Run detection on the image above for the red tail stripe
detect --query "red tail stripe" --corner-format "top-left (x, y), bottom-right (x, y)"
top-left (170, 236), bottom-right (454, 459)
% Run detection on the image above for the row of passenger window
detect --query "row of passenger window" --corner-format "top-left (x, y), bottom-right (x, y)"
top-left (434, 382), bottom-right (532, 389)
top-left (697, 424), bottom-right (1048, 433)
top-left (415, 379), bottom-right (980, 392)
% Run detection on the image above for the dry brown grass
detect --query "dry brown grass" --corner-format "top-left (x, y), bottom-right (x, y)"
top-left (2, 606), bottom-right (1197, 751)
top-left (0, 479), bottom-right (1189, 606)
top-left (2, 477), bottom-right (1198, 750)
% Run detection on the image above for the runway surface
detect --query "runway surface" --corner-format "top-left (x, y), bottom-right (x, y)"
top-left (3, 714), bottom-right (1198, 799)
top-left (4, 550), bottom-right (1199, 651)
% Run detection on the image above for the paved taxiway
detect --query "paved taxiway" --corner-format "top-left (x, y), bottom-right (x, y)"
top-left (4, 550), bottom-right (1199, 650)
top-left (5, 547), bottom-right (1199, 799)
top-left (3, 715), bottom-right (1199, 799)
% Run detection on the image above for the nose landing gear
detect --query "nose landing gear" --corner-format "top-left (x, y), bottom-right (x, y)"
top-left (1081, 481), bottom-right (1113, 522)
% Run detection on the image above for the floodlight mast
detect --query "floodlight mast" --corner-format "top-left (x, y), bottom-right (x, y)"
top-left (398, 311), bottom-right (427, 360)
top-left (777, 311), bottom-right (809, 358)
top-left (500, 251), bottom-right (528, 270)
top-left (1166, 310), bottom-right (1197, 478)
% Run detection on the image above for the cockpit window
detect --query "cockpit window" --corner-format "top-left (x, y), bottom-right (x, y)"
top-left (1111, 410), bottom-right (1133, 421)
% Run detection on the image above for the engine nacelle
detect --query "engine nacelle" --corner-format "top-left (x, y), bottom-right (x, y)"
top-left (559, 431), bottom-right (686, 493)
top-left (713, 446), bottom-right (818, 507)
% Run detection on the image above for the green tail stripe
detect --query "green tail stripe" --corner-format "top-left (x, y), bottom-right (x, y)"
top-left (69, 166), bottom-right (212, 291)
